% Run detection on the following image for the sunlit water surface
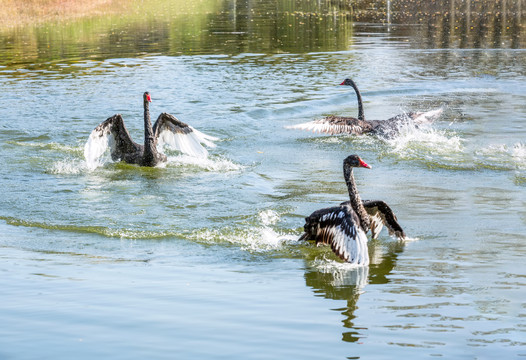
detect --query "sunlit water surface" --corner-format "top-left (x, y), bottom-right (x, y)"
top-left (1, 1), bottom-right (525, 359)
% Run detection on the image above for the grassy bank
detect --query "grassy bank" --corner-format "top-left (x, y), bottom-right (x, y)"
top-left (0, 0), bottom-right (222, 30)
top-left (0, 0), bottom-right (131, 28)
top-left (0, 0), bottom-right (128, 28)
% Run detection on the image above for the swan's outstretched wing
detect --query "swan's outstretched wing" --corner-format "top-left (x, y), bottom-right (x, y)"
top-left (285, 116), bottom-right (372, 135)
top-left (361, 200), bottom-right (406, 240)
top-left (84, 114), bottom-right (140, 168)
top-left (286, 116), bottom-right (373, 135)
top-left (299, 204), bottom-right (369, 265)
top-left (153, 112), bottom-right (218, 158)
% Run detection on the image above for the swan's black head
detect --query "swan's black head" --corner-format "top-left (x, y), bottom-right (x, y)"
top-left (143, 92), bottom-right (152, 103)
top-left (340, 78), bottom-right (357, 87)
top-left (344, 154), bottom-right (371, 169)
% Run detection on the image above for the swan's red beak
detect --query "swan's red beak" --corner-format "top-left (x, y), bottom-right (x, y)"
top-left (146, 94), bottom-right (152, 102)
top-left (339, 81), bottom-right (345, 85)
top-left (359, 159), bottom-right (371, 169)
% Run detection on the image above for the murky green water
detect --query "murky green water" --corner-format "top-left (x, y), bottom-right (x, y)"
top-left (1, 0), bottom-right (525, 358)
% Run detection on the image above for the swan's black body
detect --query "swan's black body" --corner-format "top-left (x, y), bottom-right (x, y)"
top-left (299, 155), bottom-right (405, 264)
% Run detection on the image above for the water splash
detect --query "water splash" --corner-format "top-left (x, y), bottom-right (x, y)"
top-left (384, 122), bottom-right (463, 155)
top-left (190, 226), bottom-right (295, 252)
top-left (188, 209), bottom-right (296, 252)
top-left (84, 129), bottom-right (113, 170)
top-left (512, 143), bottom-right (526, 168)
top-left (48, 158), bottom-right (89, 175)
top-left (259, 209), bottom-right (280, 226)
top-left (379, 119), bottom-right (466, 169)
top-left (166, 154), bottom-right (243, 172)
top-left (51, 153), bottom-right (242, 175)
top-left (402, 236), bottom-right (420, 242)
top-left (475, 142), bottom-right (526, 170)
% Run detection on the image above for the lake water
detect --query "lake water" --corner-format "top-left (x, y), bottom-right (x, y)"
top-left (1, 0), bottom-right (525, 359)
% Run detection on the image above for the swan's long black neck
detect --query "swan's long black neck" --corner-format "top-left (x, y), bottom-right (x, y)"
top-left (346, 79), bottom-right (365, 121)
top-left (344, 165), bottom-right (370, 231)
top-left (143, 97), bottom-right (156, 158)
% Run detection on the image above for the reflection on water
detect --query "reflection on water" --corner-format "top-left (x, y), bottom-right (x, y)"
top-left (390, 0), bottom-right (526, 49)
top-left (0, 0), bottom-right (353, 70)
top-left (0, 0), bottom-right (524, 74)
top-left (305, 265), bottom-right (366, 343)
top-left (304, 241), bottom-right (405, 343)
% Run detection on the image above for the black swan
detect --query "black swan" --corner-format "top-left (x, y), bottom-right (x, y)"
top-left (299, 155), bottom-right (405, 265)
top-left (84, 92), bottom-right (217, 168)
top-left (287, 78), bottom-right (443, 137)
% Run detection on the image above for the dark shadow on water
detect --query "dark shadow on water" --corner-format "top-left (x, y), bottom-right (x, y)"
top-left (304, 240), bottom-right (406, 344)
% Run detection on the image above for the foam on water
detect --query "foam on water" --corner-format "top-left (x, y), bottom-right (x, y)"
top-left (193, 226), bottom-right (296, 253)
top-left (188, 209), bottom-right (297, 252)
top-left (259, 209), bottom-right (280, 226)
top-left (475, 142), bottom-right (526, 170)
top-left (372, 120), bottom-right (473, 170)
top-left (166, 154), bottom-right (243, 172)
top-left (315, 136), bottom-right (345, 144)
top-left (511, 142), bottom-right (526, 168)
top-left (401, 236), bottom-right (420, 242)
top-left (383, 122), bottom-right (463, 157)
top-left (48, 158), bottom-right (89, 175)
top-left (382, 123), bottom-right (526, 172)
top-left (51, 153), bottom-right (242, 175)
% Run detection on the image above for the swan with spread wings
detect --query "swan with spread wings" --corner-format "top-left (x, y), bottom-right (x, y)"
top-left (84, 92), bottom-right (217, 167)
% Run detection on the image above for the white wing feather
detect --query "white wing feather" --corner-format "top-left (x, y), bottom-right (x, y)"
top-left (367, 210), bottom-right (385, 240)
top-left (157, 128), bottom-right (210, 158)
top-left (190, 127), bottom-right (219, 148)
top-left (286, 121), bottom-right (363, 135)
top-left (84, 124), bottom-right (113, 170)
top-left (312, 212), bottom-right (369, 266)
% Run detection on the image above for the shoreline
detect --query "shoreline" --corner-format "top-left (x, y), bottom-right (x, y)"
top-left (0, 0), bottom-right (128, 29)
